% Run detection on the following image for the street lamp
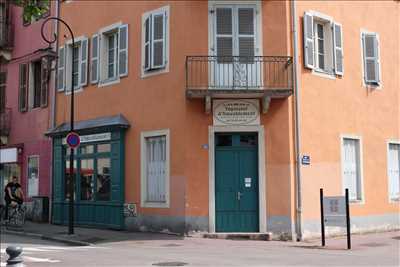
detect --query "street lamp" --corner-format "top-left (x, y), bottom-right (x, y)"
top-left (41, 17), bottom-right (76, 235)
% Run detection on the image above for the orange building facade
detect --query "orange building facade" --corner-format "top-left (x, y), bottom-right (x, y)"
top-left (48, 0), bottom-right (399, 239)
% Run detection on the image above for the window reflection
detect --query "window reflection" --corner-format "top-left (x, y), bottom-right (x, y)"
top-left (80, 159), bottom-right (94, 201)
top-left (97, 144), bottom-right (111, 153)
top-left (97, 158), bottom-right (111, 201)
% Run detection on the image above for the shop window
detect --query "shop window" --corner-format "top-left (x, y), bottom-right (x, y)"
top-left (80, 159), bottom-right (94, 201)
top-left (27, 156), bottom-right (39, 197)
top-left (97, 158), bottom-right (111, 201)
top-left (63, 143), bottom-right (112, 202)
top-left (141, 129), bottom-right (170, 208)
top-left (80, 145), bottom-right (94, 155)
top-left (65, 159), bottom-right (77, 200)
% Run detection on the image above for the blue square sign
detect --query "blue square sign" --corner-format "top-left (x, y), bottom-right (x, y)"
top-left (302, 155), bottom-right (310, 165)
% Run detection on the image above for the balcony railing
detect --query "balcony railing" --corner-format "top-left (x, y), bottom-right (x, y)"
top-left (0, 107), bottom-right (11, 136)
top-left (186, 56), bottom-right (293, 94)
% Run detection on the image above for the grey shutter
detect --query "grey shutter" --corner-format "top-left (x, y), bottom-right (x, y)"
top-left (238, 8), bottom-right (255, 62)
top-left (91, 34), bottom-right (99, 84)
top-left (118, 24), bottom-right (128, 77)
top-left (333, 22), bottom-right (343, 75)
top-left (303, 12), bottom-right (314, 69)
top-left (144, 15), bottom-right (151, 71)
top-left (19, 64), bottom-right (28, 112)
top-left (40, 57), bottom-right (49, 107)
top-left (57, 46), bottom-right (65, 91)
top-left (216, 8), bottom-right (233, 63)
top-left (80, 38), bottom-right (88, 86)
top-left (151, 11), bottom-right (166, 69)
top-left (363, 33), bottom-right (380, 84)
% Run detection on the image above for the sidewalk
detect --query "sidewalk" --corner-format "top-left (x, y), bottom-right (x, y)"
top-left (1, 221), bottom-right (183, 246)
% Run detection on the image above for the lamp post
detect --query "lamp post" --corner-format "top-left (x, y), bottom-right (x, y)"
top-left (41, 17), bottom-right (76, 235)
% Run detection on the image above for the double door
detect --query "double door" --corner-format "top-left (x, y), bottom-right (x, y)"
top-left (215, 133), bottom-right (259, 232)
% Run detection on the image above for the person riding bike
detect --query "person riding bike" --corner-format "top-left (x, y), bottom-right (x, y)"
top-left (3, 176), bottom-right (24, 220)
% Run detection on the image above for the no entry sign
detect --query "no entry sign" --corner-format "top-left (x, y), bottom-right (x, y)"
top-left (66, 132), bottom-right (80, 149)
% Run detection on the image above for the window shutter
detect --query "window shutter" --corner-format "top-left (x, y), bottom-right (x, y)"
top-left (238, 8), bottom-right (255, 61)
top-left (18, 64), bottom-right (28, 112)
top-left (362, 33), bottom-right (380, 84)
top-left (91, 34), bottom-right (99, 84)
top-left (57, 46), bottom-right (65, 91)
top-left (144, 15), bottom-right (152, 71)
top-left (216, 8), bottom-right (233, 62)
top-left (40, 57), bottom-right (49, 107)
top-left (303, 12), bottom-right (314, 69)
top-left (151, 11), bottom-right (166, 69)
top-left (118, 24), bottom-right (128, 77)
top-left (80, 38), bottom-right (88, 87)
top-left (333, 22), bottom-right (343, 75)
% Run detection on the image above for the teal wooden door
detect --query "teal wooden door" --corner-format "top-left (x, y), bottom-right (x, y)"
top-left (215, 133), bottom-right (259, 232)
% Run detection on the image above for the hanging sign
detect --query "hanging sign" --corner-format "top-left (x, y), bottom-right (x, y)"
top-left (63, 132), bottom-right (111, 145)
top-left (213, 99), bottom-right (260, 126)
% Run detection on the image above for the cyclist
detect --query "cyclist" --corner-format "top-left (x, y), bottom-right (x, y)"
top-left (3, 176), bottom-right (24, 220)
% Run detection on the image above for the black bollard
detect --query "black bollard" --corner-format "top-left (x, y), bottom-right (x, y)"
top-left (6, 246), bottom-right (23, 266)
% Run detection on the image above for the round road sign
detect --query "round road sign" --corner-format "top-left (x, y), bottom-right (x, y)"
top-left (66, 132), bottom-right (80, 149)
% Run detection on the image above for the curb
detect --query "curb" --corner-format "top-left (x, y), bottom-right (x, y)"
top-left (2, 228), bottom-right (92, 246)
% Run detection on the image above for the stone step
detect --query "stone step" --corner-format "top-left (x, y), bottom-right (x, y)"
top-left (203, 232), bottom-right (272, 241)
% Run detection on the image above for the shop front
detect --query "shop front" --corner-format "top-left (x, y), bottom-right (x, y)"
top-left (0, 146), bottom-right (23, 204)
top-left (48, 115), bottom-right (129, 229)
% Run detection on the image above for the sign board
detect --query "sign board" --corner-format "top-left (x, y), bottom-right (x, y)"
top-left (323, 196), bottom-right (346, 227)
top-left (301, 155), bottom-right (311, 165)
top-left (320, 188), bottom-right (351, 249)
top-left (213, 99), bottom-right (260, 126)
top-left (0, 148), bottom-right (18, 163)
top-left (63, 132), bottom-right (111, 145)
top-left (66, 132), bottom-right (80, 149)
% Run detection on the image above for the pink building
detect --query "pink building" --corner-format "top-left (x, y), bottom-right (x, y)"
top-left (0, 0), bottom-right (56, 221)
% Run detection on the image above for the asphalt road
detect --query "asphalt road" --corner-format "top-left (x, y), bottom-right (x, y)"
top-left (1, 231), bottom-right (399, 266)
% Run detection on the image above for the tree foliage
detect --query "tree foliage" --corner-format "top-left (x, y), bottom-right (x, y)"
top-left (13, 0), bottom-right (50, 21)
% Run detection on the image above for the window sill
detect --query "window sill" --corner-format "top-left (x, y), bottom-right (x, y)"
top-left (141, 201), bottom-right (169, 208)
top-left (349, 199), bottom-right (364, 205)
top-left (311, 69), bottom-right (336, 80)
top-left (141, 66), bottom-right (169, 79)
top-left (99, 78), bottom-right (120, 88)
top-left (65, 87), bottom-right (83, 95)
top-left (364, 81), bottom-right (382, 90)
top-left (389, 198), bottom-right (399, 203)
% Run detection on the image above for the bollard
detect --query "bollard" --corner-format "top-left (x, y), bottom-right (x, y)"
top-left (6, 246), bottom-right (23, 266)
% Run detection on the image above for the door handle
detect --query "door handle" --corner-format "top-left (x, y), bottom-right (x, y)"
top-left (237, 191), bottom-right (243, 201)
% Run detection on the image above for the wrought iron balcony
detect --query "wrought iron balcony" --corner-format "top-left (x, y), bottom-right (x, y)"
top-left (0, 107), bottom-right (11, 136)
top-left (186, 56), bottom-right (293, 99)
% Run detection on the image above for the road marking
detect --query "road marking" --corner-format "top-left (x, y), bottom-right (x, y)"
top-left (23, 256), bottom-right (61, 263)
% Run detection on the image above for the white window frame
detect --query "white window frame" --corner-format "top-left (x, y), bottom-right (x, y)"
top-left (340, 135), bottom-right (365, 204)
top-left (64, 36), bottom-right (87, 95)
top-left (360, 29), bottom-right (382, 89)
top-left (106, 32), bottom-right (118, 81)
top-left (387, 140), bottom-right (400, 203)
top-left (27, 155), bottom-right (40, 197)
top-left (311, 13), bottom-right (334, 76)
top-left (208, 1), bottom-right (263, 57)
top-left (140, 129), bottom-right (170, 208)
top-left (141, 5), bottom-right (170, 78)
top-left (98, 22), bottom-right (122, 87)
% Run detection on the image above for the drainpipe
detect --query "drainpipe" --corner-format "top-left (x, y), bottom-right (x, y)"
top-left (291, 0), bottom-right (303, 241)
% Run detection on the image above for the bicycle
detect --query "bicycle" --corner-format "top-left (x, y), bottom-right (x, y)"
top-left (5, 203), bottom-right (26, 227)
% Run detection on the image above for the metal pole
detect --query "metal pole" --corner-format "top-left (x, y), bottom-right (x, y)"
top-left (320, 188), bottom-right (325, 247)
top-left (345, 188), bottom-right (351, 249)
top-left (41, 17), bottom-right (75, 235)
